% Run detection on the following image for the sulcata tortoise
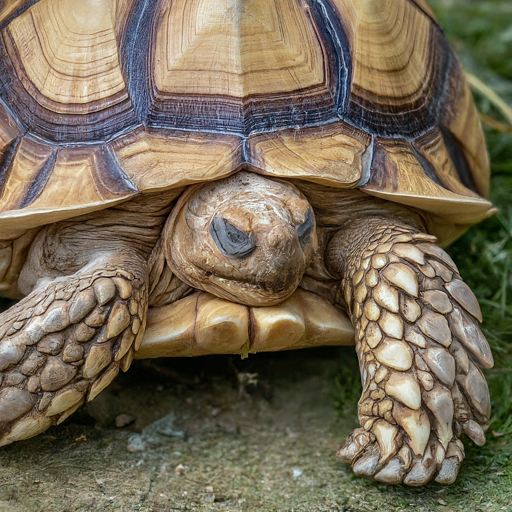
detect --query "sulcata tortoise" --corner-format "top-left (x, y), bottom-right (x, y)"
top-left (0, 0), bottom-right (496, 486)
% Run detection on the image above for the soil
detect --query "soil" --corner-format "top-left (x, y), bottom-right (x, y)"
top-left (0, 348), bottom-right (510, 512)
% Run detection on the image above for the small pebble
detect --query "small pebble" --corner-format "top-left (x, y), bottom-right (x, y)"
top-left (175, 464), bottom-right (188, 476)
top-left (292, 468), bottom-right (303, 479)
top-left (115, 413), bottom-right (135, 428)
top-left (127, 434), bottom-right (145, 452)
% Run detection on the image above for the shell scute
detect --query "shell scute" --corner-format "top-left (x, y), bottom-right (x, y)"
top-left (109, 127), bottom-right (244, 192)
top-left (1, 0), bottom-right (137, 143)
top-left (248, 121), bottom-right (371, 187)
top-left (0, 0), bottom-right (493, 245)
top-left (0, 138), bottom-right (137, 235)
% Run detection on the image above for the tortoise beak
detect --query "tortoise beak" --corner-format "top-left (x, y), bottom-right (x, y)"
top-left (165, 171), bottom-right (318, 306)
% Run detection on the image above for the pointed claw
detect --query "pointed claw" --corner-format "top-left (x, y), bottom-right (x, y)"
top-left (352, 444), bottom-right (381, 477)
top-left (396, 444), bottom-right (412, 470)
top-left (372, 420), bottom-right (400, 463)
top-left (0, 413), bottom-right (53, 447)
top-left (393, 404), bottom-right (430, 456)
top-left (446, 440), bottom-right (465, 462)
top-left (463, 419), bottom-right (486, 446)
top-left (337, 428), bottom-right (373, 464)
top-left (403, 444), bottom-right (436, 486)
top-left (435, 457), bottom-right (460, 484)
top-left (374, 457), bottom-right (405, 484)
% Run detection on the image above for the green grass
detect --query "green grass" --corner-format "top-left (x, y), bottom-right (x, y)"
top-left (432, 0), bottom-right (512, 436)
top-left (335, 0), bottom-right (512, 487)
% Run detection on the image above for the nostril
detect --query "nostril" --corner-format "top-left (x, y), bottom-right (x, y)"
top-left (210, 216), bottom-right (256, 258)
top-left (296, 208), bottom-right (314, 248)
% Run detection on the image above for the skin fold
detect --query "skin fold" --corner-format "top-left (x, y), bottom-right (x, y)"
top-left (0, 171), bottom-right (492, 487)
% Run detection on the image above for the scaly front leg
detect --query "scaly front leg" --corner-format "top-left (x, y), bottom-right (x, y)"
top-left (327, 217), bottom-right (493, 486)
top-left (0, 252), bottom-right (147, 446)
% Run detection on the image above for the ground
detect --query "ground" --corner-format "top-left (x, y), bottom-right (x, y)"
top-left (0, 0), bottom-right (512, 510)
top-left (0, 350), bottom-right (511, 512)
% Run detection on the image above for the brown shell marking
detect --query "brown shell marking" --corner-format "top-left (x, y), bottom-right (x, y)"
top-left (110, 121), bottom-right (374, 193)
top-left (332, 0), bottom-right (450, 137)
top-left (442, 71), bottom-right (490, 198)
top-left (132, 0), bottom-right (343, 134)
top-left (248, 121), bottom-right (371, 187)
top-left (362, 138), bottom-right (494, 244)
top-left (0, 1), bottom-right (28, 27)
top-left (0, 100), bottom-right (20, 151)
top-left (154, 0), bottom-right (325, 97)
top-left (110, 127), bottom-right (244, 192)
top-left (0, 137), bottom-right (137, 235)
top-left (409, 0), bottom-right (439, 23)
top-left (0, 136), bottom-right (55, 213)
top-left (0, 0), bottom-right (138, 142)
top-left (0, 0), bottom-right (494, 243)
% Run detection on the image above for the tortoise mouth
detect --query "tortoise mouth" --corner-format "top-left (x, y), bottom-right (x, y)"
top-left (164, 171), bottom-right (318, 307)
top-left (136, 288), bottom-right (355, 359)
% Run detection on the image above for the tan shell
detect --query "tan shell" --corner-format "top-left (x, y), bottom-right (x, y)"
top-left (0, 0), bottom-right (493, 244)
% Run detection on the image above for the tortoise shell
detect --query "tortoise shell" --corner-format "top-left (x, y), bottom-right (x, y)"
top-left (0, 0), bottom-right (494, 244)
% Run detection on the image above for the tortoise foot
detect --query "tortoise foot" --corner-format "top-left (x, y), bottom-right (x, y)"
top-left (0, 261), bottom-right (147, 447)
top-left (330, 219), bottom-right (493, 486)
top-left (338, 425), bottom-right (465, 485)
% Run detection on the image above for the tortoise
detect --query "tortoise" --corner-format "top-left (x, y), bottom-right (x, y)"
top-left (0, 0), bottom-right (496, 487)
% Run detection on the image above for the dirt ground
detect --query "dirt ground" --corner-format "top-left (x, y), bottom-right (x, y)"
top-left (0, 348), bottom-right (510, 512)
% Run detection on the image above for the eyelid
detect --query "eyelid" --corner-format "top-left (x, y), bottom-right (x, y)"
top-left (210, 216), bottom-right (256, 258)
top-left (296, 208), bottom-right (314, 248)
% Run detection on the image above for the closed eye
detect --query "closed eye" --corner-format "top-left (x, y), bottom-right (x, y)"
top-left (210, 216), bottom-right (256, 258)
top-left (296, 208), bottom-right (314, 249)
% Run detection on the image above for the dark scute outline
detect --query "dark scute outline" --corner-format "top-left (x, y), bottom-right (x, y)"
top-left (342, 21), bottom-right (454, 140)
top-left (20, 147), bottom-right (57, 208)
top-left (408, 0), bottom-right (441, 27)
top-left (367, 137), bottom-right (448, 192)
top-left (125, 0), bottom-right (352, 135)
top-left (0, 0), bottom-right (40, 31)
top-left (119, 0), bottom-right (161, 126)
top-left (410, 141), bottom-right (444, 187)
top-left (0, 35), bottom-right (25, 133)
top-left (366, 140), bottom-right (396, 190)
top-left (0, 136), bottom-right (20, 202)
top-left (307, 0), bottom-right (352, 115)
top-left (95, 146), bottom-right (139, 197)
top-left (0, 10), bottom-right (137, 143)
top-left (439, 126), bottom-right (479, 194)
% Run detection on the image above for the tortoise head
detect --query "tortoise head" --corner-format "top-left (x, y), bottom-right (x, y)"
top-left (164, 171), bottom-right (317, 306)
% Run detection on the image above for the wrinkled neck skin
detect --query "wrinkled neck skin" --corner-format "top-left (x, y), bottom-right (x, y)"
top-left (16, 171), bottom-right (425, 308)
top-left (162, 171), bottom-right (424, 307)
top-left (164, 171), bottom-right (318, 306)
top-left (17, 191), bottom-right (181, 296)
